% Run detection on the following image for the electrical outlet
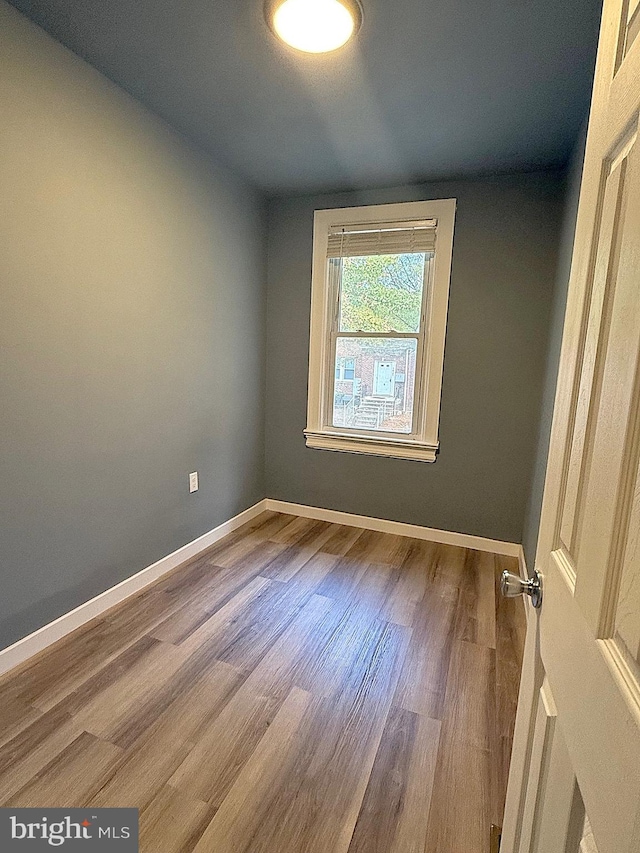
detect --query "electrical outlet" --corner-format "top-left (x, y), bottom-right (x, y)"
top-left (189, 471), bottom-right (199, 493)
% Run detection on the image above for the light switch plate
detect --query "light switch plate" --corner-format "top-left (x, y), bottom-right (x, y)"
top-left (189, 471), bottom-right (199, 493)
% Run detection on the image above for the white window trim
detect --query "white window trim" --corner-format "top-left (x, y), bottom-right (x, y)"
top-left (304, 199), bottom-right (456, 463)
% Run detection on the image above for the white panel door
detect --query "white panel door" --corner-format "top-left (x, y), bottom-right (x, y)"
top-left (501, 1), bottom-right (640, 851)
top-left (373, 360), bottom-right (395, 396)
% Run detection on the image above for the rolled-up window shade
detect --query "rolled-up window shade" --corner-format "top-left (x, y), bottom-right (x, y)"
top-left (327, 219), bottom-right (437, 258)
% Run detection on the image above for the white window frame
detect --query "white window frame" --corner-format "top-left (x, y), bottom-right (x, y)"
top-left (304, 199), bottom-right (456, 463)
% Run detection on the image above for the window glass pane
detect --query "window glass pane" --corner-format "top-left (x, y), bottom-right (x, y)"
top-left (332, 337), bottom-right (417, 434)
top-left (338, 253), bottom-right (426, 334)
top-left (344, 358), bottom-right (355, 380)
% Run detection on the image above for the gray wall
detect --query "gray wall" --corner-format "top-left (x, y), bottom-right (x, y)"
top-left (521, 128), bottom-right (588, 570)
top-left (0, 2), bottom-right (266, 649)
top-left (265, 173), bottom-right (565, 543)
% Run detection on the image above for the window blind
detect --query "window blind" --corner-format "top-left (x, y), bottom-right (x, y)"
top-left (327, 219), bottom-right (437, 258)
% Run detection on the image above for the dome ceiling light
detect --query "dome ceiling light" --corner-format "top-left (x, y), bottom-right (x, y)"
top-left (265, 0), bottom-right (363, 54)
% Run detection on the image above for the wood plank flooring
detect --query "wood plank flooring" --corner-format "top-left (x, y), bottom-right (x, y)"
top-left (0, 512), bottom-right (526, 853)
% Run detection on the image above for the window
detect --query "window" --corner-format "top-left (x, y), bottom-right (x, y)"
top-left (335, 357), bottom-right (355, 381)
top-left (305, 199), bottom-right (456, 462)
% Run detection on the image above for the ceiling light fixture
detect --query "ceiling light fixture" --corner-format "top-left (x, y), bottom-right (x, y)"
top-left (265, 0), bottom-right (363, 54)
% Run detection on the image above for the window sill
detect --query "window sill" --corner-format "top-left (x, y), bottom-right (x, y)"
top-left (303, 429), bottom-right (438, 462)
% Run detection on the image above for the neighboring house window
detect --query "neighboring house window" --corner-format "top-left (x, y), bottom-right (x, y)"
top-left (305, 199), bottom-right (456, 462)
top-left (335, 357), bottom-right (355, 380)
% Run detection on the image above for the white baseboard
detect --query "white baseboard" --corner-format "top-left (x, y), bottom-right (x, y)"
top-left (0, 499), bottom-right (268, 678)
top-left (0, 497), bottom-right (523, 678)
top-left (265, 499), bottom-right (521, 557)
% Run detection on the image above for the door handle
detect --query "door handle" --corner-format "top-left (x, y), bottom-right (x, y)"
top-left (500, 567), bottom-right (543, 608)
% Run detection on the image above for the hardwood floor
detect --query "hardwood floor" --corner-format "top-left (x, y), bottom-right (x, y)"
top-left (0, 512), bottom-right (526, 853)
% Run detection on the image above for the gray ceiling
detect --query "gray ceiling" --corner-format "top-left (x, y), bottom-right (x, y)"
top-left (9, 0), bottom-right (602, 194)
